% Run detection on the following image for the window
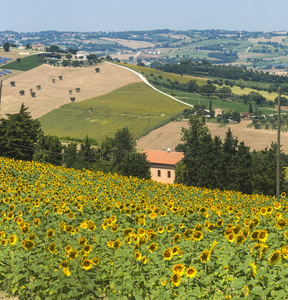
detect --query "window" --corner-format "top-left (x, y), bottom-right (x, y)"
top-left (167, 171), bottom-right (171, 178)
top-left (157, 170), bottom-right (161, 177)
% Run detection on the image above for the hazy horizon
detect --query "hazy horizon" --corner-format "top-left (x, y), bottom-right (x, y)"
top-left (2, 0), bottom-right (288, 33)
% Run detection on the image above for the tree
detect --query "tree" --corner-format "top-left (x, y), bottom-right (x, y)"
top-left (17, 58), bottom-right (21, 63)
top-left (113, 127), bottom-right (135, 163)
top-left (199, 84), bottom-right (216, 98)
top-left (71, 60), bottom-right (80, 67)
top-left (175, 115), bottom-right (214, 187)
top-left (3, 42), bottom-right (9, 52)
top-left (106, 55), bottom-right (112, 61)
top-left (33, 133), bottom-right (62, 165)
top-left (75, 88), bottom-right (80, 92)
top-left (95, 68), bottom-right (100, 73)
top-left (231, 110), bottom-right (241, 123)
top-left (249, 103), bottom-right (253, 113)
top-left (66, 53), bottom-right (72, 60)
top-left (218, 86), bottom-right (232, 100)
top-left (31, 92), bottom-right (36, 97)
top-left (62, 60), bottom-right (69, 67)
top-left (70, 97), bottom-right (75, 102)
top-left (59, 76), bottom-right (63, 80)
top-left (10, 81), bottom-right (15, 87)
top-left (19, 90), bottom-right (25, 96)
top-left (0, 104), bottom-right (42, 161)
top-left (47, 45), bottom-right (60, 53)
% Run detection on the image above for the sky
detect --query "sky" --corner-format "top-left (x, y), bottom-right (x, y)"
top-left (1, 0), bottom-right (288, 33)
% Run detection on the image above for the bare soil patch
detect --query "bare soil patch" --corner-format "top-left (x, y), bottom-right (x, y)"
top-left (136, 120), bottom-right (288, 153)
top-left (1, 63), bottom-right (142, 119)
top-left (248, 36), bottom-right (286, 44)
top-left (100, 38), bottom-right (155, 49)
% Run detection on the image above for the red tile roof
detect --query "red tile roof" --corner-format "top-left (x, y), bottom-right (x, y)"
top-left (144, 149), bottom-right (184, 165)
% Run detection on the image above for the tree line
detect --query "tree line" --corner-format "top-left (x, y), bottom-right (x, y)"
top-left (155, 59), bottom-right (288, 84)
top-left (175, 115), bottom-right (287, 196)
top-left (0, 104), bottom-right (151, 180)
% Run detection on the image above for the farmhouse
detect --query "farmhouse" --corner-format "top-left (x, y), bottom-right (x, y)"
top-left (214, 108), bottom-right (224, 117)
top-left (144, 149), bottom-right (184, 184)
top-left (76, 51), bottom-right (89, 60)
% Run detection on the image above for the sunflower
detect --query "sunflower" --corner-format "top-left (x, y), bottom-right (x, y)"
top-left (227, 233), bottom-right (235, 243)
top-left (138, 228), bottom-right (146, 236)
top-left (82, 259), bottom-right (93, 271)
top-left (163, 248), bottom-right (173, 260)
top-left (269, 250), bottom-right (281, 265)
top-left (216, 219), bottom-right (224, 227)
top-left (171, 273), bottom-right (181, 287)
top-left (281, 246), bottom-right (288, 259)
top-left (172, 246), bottom-right (180, 255)
top-left (111, 224), bottom-right (119, 233)
top-left (65, 245), bottom-right (72, 252)
top-left (258, 230), bottom-right (268, 243)
top-left (274, 202), bottom-right (281, 210)
top-left (199, 250), bottom-right (210, 263)
top-left (62, 267), bottom-right (71, 276)
top-left (276, 219), bottom-right (287, 230)
top-left (8, 235), bottom-right (17, 245)
top-left (207, 224), bottom-right (215, 232)
top-left (186, 266), bottom-right (197, 278)
top-left (21, 239), bottom-right (35, 251)
top-left (59, 260), bottom-right (70, 268)
top-left (173, 233), bottom-right (181, 244)
top-left (123, 228), bottom-right (133, 236)
top-left (172, 264), bottom-right (185, 276)
top-left (158, 227), bottom-right (165, 234)
top-left (183, 229), bottom-right (194, 240)
top-left (21, 226), bottom-right (29, 235)
top-left (67, 249), bottom-right (78, 260)
top-left (48, 242), bottom-right (57, 254)
top-left (179, 223), bottom-right (184, 229)
top-left (92, 257), bottom-right (100, 265)
top-left (112, 239), bottom-right (121, 250)
top-left (142, 256), bottom-right (147, 264)
top-left (160, 279), bottom-right (167, 286)
top-left (147, 243), bottom-right (158, 253)
top-left (147, 232), bottom-right (157, 241)
top-left (1, 239), bottom-right (7, 245)
top-left (79, 237), bottom-right (88, 247)
top-left (134, 251), bottom-right (142, 260)
top-left (195, 224), bottom-right (203, 231)
top-left (193, 231), bottom-right (203, 241)
top-left (83, 244), bottom-right (92, 254)
top-left (251, 230), bottom-right (260, 241)
top-left (46, 228), bottom-right (55, 238)
top-left (166, 224), bottom-right (174, 233)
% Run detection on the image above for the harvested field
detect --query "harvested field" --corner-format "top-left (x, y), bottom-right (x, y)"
top-left (136, 120), bottom-right (288, 153)
top-left (0, 63), bottom-right (142, 119)
top-left (100, 38), bottom-right (155, 49)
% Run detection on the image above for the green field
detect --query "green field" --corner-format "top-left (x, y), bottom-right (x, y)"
top-left (0, 55), bottom-right (44, 71)
top-left (38, 82), bottom-right (188, 142)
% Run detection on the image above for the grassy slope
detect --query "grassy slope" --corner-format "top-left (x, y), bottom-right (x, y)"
top-left (0, 55), bottom-right (43, 71)
top-left (38, 82), bottom-right (188, 141)
top-left (121, 63), bottom-right (276, 114)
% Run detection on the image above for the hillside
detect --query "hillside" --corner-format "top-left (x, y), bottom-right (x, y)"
top-left (38, 82), bottom-right (187, 141)
top-left (136, 120), bottom-right (288, 153)
top-left (0, 63), bottom-right (142, 119)
top-left (0, 156), bottom-right (287, 299)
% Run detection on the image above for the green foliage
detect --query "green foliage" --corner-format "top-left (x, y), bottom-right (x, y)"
top-left (33, 133), bottom-right (63, 165)
top-left (3, 41), bottom-right (9, 52)
top-left (38, 82), bottom-right (186, 141)
top-left (176, 115), bottom-right (286, 195)
top-left (0, 55), bottom-right (44, 71)
top-left (0, 104), bottom-right (42, 161)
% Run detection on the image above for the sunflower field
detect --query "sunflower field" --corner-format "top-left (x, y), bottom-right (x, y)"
top-left (1, 157), bottom-right (288, 299)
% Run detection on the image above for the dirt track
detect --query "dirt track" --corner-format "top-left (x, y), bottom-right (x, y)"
top-left (1, 63), bottom-right (142, 119)
top-left (136, 120), bottom-right (288, 153)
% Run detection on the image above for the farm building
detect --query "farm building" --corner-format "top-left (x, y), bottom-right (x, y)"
top-left (32, 43), bottom-right (45, 51)
top-left (214, 108), bottom-right (224, 117)
top-left (144, 149), bottom-right (184, 184)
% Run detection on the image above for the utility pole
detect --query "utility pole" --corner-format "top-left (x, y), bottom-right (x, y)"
top-left (277, 87), bottom-right (281, 199)
top-left (0, 80), bottom-right (2, 107)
